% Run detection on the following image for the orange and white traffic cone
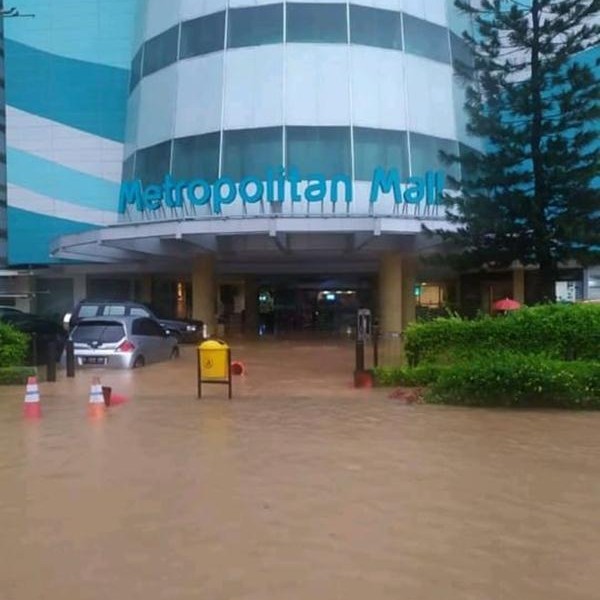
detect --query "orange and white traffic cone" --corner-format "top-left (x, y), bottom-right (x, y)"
top-left (88, 377), bottom-right (106, 419)
top-left (23, 376), bottom-right (41, 419)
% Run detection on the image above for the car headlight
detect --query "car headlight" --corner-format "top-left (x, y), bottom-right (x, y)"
top-left (186, 325), bottom-right (197, 332)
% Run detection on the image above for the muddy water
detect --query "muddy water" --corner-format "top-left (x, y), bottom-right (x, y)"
top-left (1, 341), bottom-right (599, 599)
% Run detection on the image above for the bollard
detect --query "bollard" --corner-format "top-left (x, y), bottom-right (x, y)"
top-left (355, 338), bottom-right (365, 373)
top-left (65, 339), bottom-right (75, 377)
top-left (373, 326), bottom-right (379, 368)
top-left (46, 340), bottom-right (57, 382)
top-left (30, 332), bottom-right (38, 367)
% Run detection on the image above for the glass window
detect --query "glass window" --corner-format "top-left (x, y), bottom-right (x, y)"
top-left (180, 12), bottom-right (225, 59)
top-left (223, 127), bottom-right (283, 181)
top-left (354, 128), bottom-right (408, 181)
top-left (286, 126), bottom-right (351, 178)
top-left (410, 132), bottom-right (459, 186)
top-left (143, 25), bottom-right (179, 77)
top-left (130, 46), bottom-right (143, 91)
top-left (122, 153), bottom-right (135, 181)
top-left (450, 31), bottom-right (475, 76)
top-left (173, 133), bottom-right (220, 183)
top-left (135, 141), bottom-right (171, 186)
top-left (228, 4), bottom-right (283, 49)
top-left (403, 14), bottom-right (450, 64)
top-left (130, 307), bottom-right (151, 317)
top-left (349, 5), bottom-right (402, 50)
top-left (103, 305), bottom-right (126, 316)
top-left (72, 322), bottom-right (125, 344)
top-left (286, 3), bottom-right (347, 44)
top-left (78, 305), bottom-right (100, 318)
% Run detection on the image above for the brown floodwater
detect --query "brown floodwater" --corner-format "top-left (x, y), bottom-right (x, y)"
top-left (1, 340), bottom-right (599, 599)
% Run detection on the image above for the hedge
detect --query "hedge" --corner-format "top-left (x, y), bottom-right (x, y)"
top-left (373, 363), bottom-right (446, 387)
top-left (405, 303), bottom-right (600, 365)
top-left (426, 353), bottom-right (600, 409)
top-left (0, 322), bottom-right (29, 368)
top-left (0, 366), bottom-right (37, 386)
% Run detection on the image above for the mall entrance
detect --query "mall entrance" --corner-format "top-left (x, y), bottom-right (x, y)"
top-left (253, 276), bottom-right (375, 336)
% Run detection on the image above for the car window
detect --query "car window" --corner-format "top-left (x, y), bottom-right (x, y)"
top-left (72, 321), bottom-right (125, 344)
top-left (103, 305), bottom-right (127, 316)
top-left (0, 307), bottom-right (23, 317)
top-left (145, 319), bottom-right (166, 337)
top-left (130, 307), bottom-right (150, 317)
top-left (78, 305), bottom-right (99, 318)
top-left (133, 318), bottom-right (165, 337)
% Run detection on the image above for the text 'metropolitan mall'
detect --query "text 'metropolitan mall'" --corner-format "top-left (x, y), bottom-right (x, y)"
top-left (1, 0), bottom-right (598, 342)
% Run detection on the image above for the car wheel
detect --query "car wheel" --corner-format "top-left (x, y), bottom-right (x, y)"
top-left (133, 355), bottom-right (145, 369)
top-left (170, 347), bottom-right (180, 360)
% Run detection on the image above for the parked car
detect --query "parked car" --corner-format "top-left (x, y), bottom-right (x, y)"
top-left (0, 309), bottom-right (67, 364)
top-left (64, 300), bottom-right (204, 343)
top-left (64, 316), bottom-right (179, 369)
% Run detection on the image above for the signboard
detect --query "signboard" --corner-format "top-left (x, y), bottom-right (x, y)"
top-left (119, 167), bottom-right (446, 216)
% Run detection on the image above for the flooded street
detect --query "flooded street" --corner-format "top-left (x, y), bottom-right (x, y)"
top-left (1, 341), bottom-right (599, 599)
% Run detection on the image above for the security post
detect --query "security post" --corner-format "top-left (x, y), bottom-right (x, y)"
top-left (354, 309), bottom-right (372, 387)
top-left (197, 338), bottom-right (232, 399)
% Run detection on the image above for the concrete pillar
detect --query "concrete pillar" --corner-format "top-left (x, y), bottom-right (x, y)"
top-left (192, 255), bottom-right (216, 335)
top-left (244, 277), bottom-right (259, 336)
top-left (513, 266), bottom-right (525, 304)
top-left (379, 253), bottom-right (404, 366)
top-left (72, 274), bottom-right (87, 304)
top-left (401, 257), bottom-right (417, 330)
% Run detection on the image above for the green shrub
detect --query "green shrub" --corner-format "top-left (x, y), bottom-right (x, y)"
top-left (373, 363), bottom-right (447, 387)
top-left (405, 303), bottom-right (600, 365)
top-left (0, 322), bottom-right (29, 368)
top-left (0, 366), bottom-right (37, 385)
top-left (426, 353), bottom-right (600, 409)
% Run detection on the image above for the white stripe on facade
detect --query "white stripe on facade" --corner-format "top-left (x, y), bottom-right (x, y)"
top-left (6, 106), bottom-right (124, 184)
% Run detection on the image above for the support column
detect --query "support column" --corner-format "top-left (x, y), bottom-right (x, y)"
top-left (379, 253), bottom-right (404, 366)
top-left (513, 266), bottom-right (525, 304)
top-left (402, 257), bottom-right (417, 330)
top-left (72, 274), bottom-right (87, 304)
top-left (192, 255), bottom-right (216, 336)
top-left (244, 277), bottom-right (259, 336)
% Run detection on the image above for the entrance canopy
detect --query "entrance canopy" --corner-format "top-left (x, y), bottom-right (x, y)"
top-left (50, 215), bottom-right (454, 273)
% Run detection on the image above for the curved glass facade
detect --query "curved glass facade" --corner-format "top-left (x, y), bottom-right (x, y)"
top-left (129, 3), bottom-right (461, 93)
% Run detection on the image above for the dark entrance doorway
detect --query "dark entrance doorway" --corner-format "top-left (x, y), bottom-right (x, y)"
top-left (256, 276), bottom-right (375, 336)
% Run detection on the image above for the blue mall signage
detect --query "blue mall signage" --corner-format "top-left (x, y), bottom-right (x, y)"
top-left (118, 167), bottom-right (446, 215)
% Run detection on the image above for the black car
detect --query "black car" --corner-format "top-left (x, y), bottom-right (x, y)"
top-left (64, 300), bottom-right (204, 343)
top-left (0, 310), bottom-right (67, 365)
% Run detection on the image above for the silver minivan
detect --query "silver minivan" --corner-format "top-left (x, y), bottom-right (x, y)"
top-left (66, 316), bottom-right (179, 369)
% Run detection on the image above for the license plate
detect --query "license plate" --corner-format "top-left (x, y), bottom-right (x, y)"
top-left (82, 357), bottom-right (106, 365)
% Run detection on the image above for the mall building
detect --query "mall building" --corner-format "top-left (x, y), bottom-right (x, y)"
top-left (1, 0), bottom-right (598, 344)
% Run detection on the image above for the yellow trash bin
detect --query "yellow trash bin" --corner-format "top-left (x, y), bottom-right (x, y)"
top-left (198, 339), bottom-right (229, 379)
top-left (197, 339), bottom-right (232, 399)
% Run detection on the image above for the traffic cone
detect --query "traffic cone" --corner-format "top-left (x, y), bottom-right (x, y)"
top-left (88, 377), bottom-right (106, 419)
top-left (23, 376), bottom-right (41, 419)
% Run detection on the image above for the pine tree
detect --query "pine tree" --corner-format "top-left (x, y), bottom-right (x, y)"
top-left (435, 0), bottom-right (600, 303)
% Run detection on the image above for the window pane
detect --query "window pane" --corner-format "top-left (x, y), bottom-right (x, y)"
top-left (286, 3), bottom-right (347, 44)
top-left (173, 133), bottom-right (220, 183)
top-left (104, 305), bottom-right (126, 316)
top-left (223, 127), bottom-right (283, 181)
top-left (72, 322), bottom-right (125, 344)
top-left (286, 126), bottom-right (351, 178)
top-left (410, 132), bottom-right (459, 186)
top-left (135, 141), bottom-right (171, 186)
top-left (403, 14), bottom-right (450, 64)
top-left (122, 153), bottom-right (135, 181)
top-left (354, 128), bottom-right (408, 181)
top-left (130, 46), bottom-right (143, 91)
top-left (228, 4), bottom-right (283, 49)
top-left (350, 5), bottom-right (402, 50)
top-left (180, 12), bottom-right (225, 58)
top-left (143, 25), bottom-right (179, 77)
top-left (450, 31), bottom-right (475, 75)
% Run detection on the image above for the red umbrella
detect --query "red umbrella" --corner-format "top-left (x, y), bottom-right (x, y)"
top-left (493, 297), bottom-right (521, 311)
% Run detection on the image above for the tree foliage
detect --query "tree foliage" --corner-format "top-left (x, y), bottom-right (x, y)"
top-left (434, 0), bottom-right (600, 302)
